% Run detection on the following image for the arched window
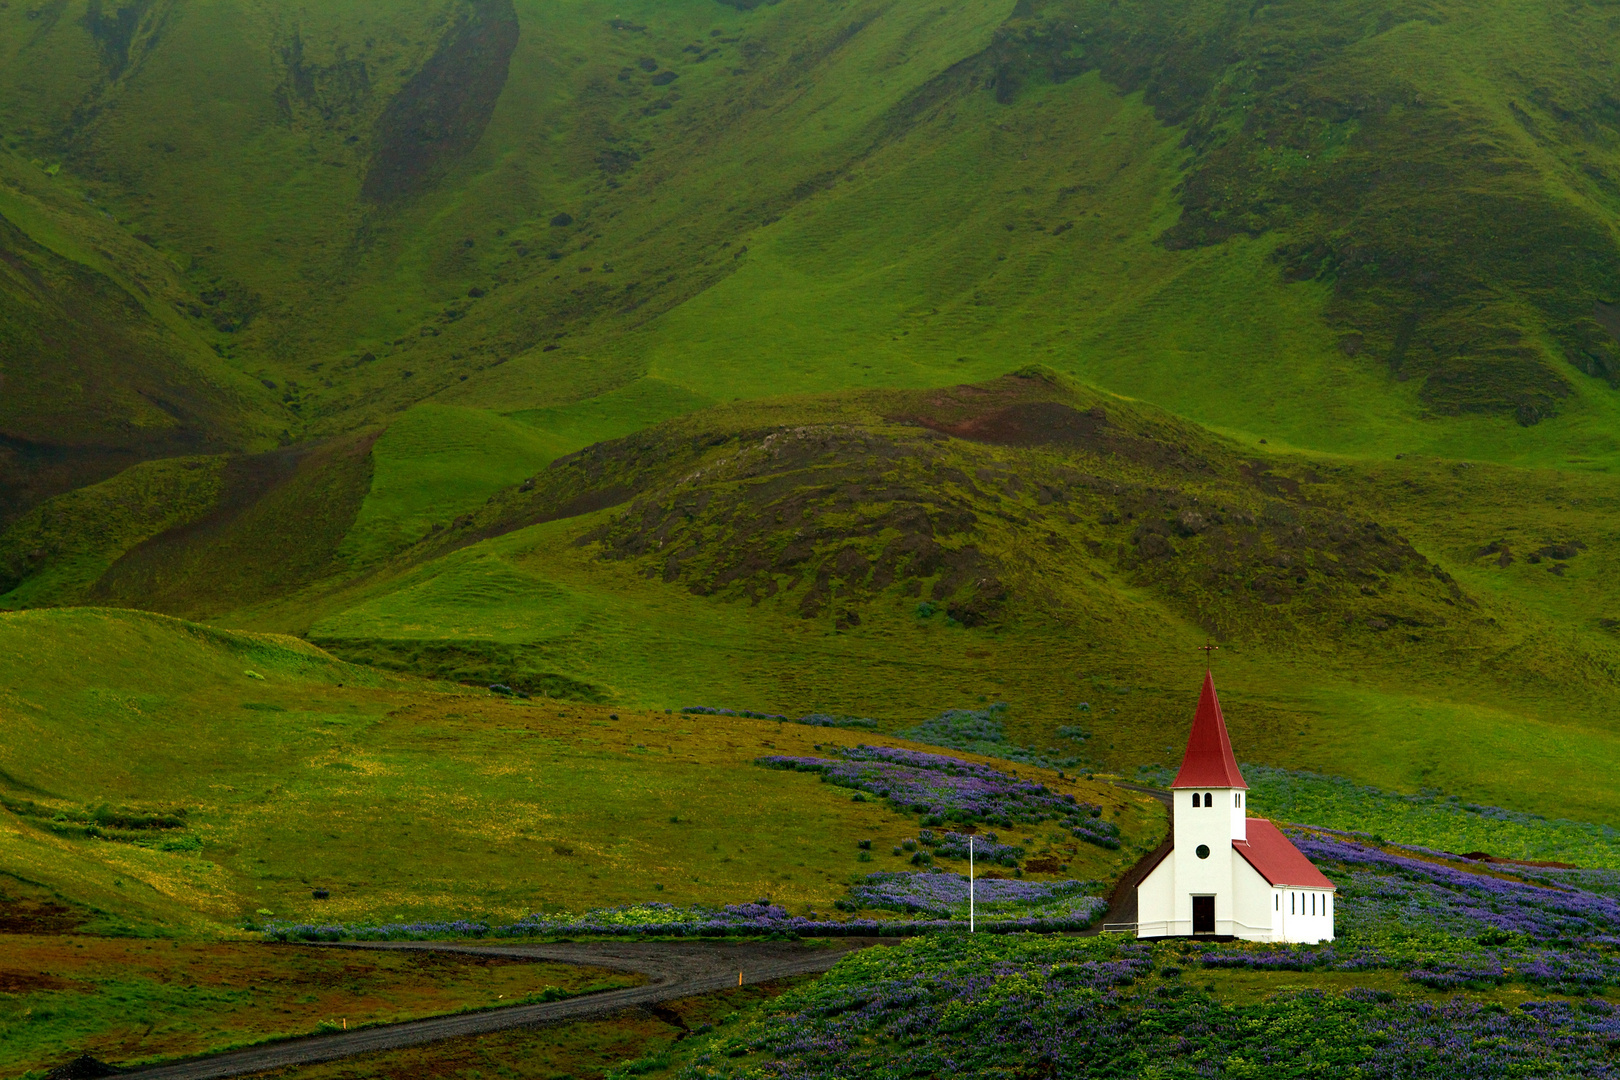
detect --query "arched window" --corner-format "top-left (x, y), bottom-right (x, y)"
top-left (1234, 793), bottom-right (1242, 808)
top-left (1203, 792), bottom-right (1213, 807)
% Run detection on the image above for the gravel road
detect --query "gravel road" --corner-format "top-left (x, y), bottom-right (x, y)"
top-left (114, 785), bottom-right (1171, 1078)
top-left (118, 939), bottom-right (874, 1080)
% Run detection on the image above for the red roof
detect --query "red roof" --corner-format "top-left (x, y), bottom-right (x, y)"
top-left (1170, 670), bottom-right (1247, 790)
top-left (1234, 819), bottom-right (1337, 890)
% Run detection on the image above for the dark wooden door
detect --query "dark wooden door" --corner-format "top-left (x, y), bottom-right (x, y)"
top-left (1192, 895), bottom-right (1215, 933)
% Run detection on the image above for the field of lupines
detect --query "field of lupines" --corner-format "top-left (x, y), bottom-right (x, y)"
top-left (1183, 830), bottom-right (1620, 996)
top-left (675, 935), bottom-right (1620, 1080)
top-left (840, 873), bottom-right (1107, 924)
top-left (258, 885), bottom-right (1109, 943)
top-left (602, 827), bottom-right (1620, 1078)
top-left (755, 745), bottom-right (1121, 847)
top-left (683, 703), bottom-right (1083, 766)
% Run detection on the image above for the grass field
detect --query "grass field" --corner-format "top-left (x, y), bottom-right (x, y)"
top-left (0, 607), bottom-right (1158, 934)
top-left (0, 934), bottom-right (633, 1078)
top-left (253, 980), bottom-right (808, 1080)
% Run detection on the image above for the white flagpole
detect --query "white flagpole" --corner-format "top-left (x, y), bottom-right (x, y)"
top-left (969, 835), bottom-right (975, 933)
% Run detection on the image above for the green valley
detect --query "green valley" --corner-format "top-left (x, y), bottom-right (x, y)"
top-left (5, 0), bottom-right (1620, 1076)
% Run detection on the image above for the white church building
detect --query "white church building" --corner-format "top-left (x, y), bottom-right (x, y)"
top-left (1135, 671), bottom-right (1335, 942)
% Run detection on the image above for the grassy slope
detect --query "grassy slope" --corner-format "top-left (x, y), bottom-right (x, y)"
top-left (1, 937), bottom-right (632, 1078)
top-left (0, 607), bottom-right (1157, 932)
top-left (279, 372), bottom-right (1620, 829)
top-left (0, 0), bottom-right (1617, 858)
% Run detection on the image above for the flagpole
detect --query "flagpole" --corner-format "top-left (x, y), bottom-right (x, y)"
top-left (969, 834), bottom-right (975, 933)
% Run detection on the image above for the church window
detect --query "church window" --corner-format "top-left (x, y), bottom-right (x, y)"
top-left (1311, 893), bottom-right (1316, 916)
top-left (1203, 792), bottom-right (1212, 807)
top-left (1235, 793), bottom-right (1242, 808)
top-left (1195, 844), bottom-right (1210, 859)
top-left (1275, 894), bottom-right (1279, 910)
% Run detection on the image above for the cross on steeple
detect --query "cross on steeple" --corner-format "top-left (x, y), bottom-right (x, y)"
top-left (1198, 642), bottom-right (1219, 658)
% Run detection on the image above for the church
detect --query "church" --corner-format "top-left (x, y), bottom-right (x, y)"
top-left (1135, 672), bottom-right (1335, 942)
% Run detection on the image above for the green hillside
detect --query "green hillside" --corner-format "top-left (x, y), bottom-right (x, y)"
top-left (0, 607), bottom-right (1156, 933)
top-left (289, 370), bottom-right (1620, 824)
top-left (5, 0), bottom-right (1620, 478)
top-left (2, 0), bottom-right (1620, 872)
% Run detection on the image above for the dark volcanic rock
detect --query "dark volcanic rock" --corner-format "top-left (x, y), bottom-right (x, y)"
top-left (45, 1055), bottom-right (121, 1079)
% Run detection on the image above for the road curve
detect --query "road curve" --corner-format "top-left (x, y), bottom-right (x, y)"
top-left (119, 940), bottom-right (871, 1080)
top-left (117, 787), bottom-right (1172, 1078)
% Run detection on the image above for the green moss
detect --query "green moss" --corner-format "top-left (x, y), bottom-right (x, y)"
top-left (340, 404), bottom-right (562, 565)
top-left (0, 456), bottom-right (227, 608)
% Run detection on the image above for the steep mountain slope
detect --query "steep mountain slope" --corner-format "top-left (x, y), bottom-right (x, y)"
top-left (0, 150), bottom-right (287, 523)
top-left (4, 0), bottom-right (1620, 483)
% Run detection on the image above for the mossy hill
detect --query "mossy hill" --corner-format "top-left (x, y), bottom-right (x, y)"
top-left (4, 1), bottom-right (1620, 845)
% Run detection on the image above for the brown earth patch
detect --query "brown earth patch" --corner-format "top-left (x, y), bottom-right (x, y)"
top-left (908, 400), bottom-right (1109, 448)
top-left (0, 887), bottom-right (89, 934)
top-left (889, 374), bottom-right (1215, 472)
top-left (362, 0), bottom-right (521, 203)
top-left (1460, 851), bottom-right (1578, 870)
top-left (0, 968), bottom-right (85, 993)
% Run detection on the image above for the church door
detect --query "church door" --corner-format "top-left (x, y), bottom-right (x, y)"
top-left (1192, 895), bottom-right (1215, 934)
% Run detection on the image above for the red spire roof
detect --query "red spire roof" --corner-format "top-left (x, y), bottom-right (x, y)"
top-left (1170, 670), bottom-right (1247, 789)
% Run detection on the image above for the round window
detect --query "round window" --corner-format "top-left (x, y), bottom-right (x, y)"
top-left (1196, 844), bottom-right (1210, 859)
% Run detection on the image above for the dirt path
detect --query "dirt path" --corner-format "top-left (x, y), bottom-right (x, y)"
top-left (119, 940), bottom-right (876, 1080)
top-left (118, 785), bottom-right (1173, 1078)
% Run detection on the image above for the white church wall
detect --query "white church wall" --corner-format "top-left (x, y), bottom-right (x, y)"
top-left (1135, 858), bottom-right (1175, 937)
top-left (1279, 887), bottom-right (1335, 944)
top-left (1231, 858), bottom-right (1278, 940)
top-left (1172, 787), bottom-right (1239, 934)
top-left (1230, 790), bottom-right (1247, 842)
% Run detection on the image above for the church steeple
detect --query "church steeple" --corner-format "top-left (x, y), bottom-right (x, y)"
top-left (1171, 670), bottom-right (1247, 790)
